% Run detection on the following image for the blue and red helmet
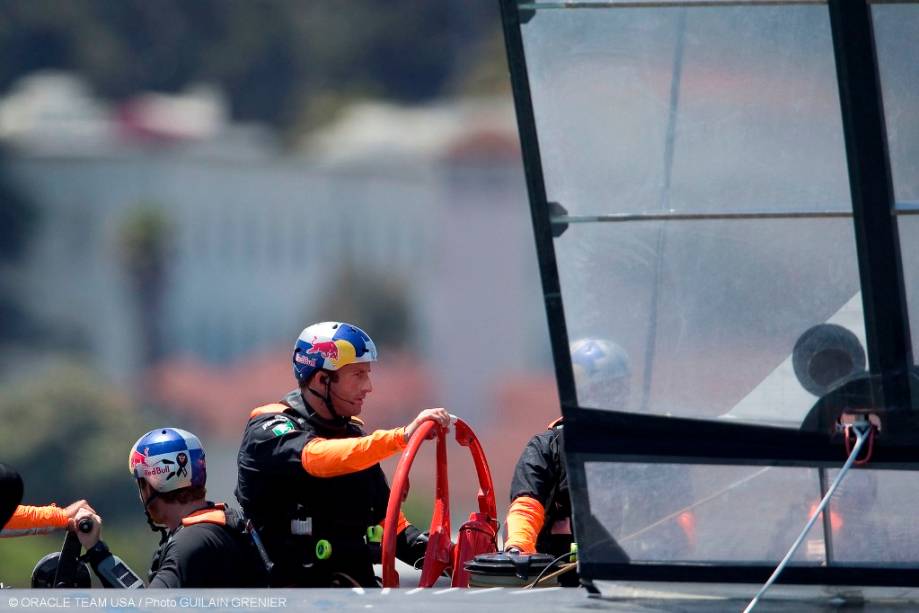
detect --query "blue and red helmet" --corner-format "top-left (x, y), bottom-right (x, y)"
top-left (292, 321), bottom-right (378, 383)
top-left (128, 428), bottom-right (206, 494)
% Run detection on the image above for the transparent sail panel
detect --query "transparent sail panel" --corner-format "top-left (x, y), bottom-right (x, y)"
top-left (521, 1), bottom-right (827, 6)
top-left (556, 220), bottom-right (863, 425)
top-left (520, 5), bottom-right (849, 217)
top-left (582, 462), bottom-right (919, 566)
top-left (822, 468), bottom-right (919, 564)
top-left (873, 3), bottom-right (919, 208)
top-left (583, 462), bottom-right (828, 564)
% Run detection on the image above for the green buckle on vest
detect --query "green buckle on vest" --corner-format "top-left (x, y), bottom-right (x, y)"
top-left (366, 525), bottom-right (383, 544)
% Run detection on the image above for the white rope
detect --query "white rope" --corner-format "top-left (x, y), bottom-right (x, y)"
top-left (743, 421), bottom-right (872, 613)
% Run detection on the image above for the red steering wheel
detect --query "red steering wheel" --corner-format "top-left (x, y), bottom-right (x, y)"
top-left (381, 417), bottom-right (498, 587)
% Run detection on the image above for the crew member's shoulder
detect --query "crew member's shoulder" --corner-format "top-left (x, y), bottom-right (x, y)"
top-left (243, 409), bottom-right (306, 441)
top-left (346, 416), bottom-right (366, 435)
top-left (170, 521), bottom-right (235, 554)
top-left (248, 403), bottom-right (290, 420)
top-left (526, 422), bottom-right (562, 451)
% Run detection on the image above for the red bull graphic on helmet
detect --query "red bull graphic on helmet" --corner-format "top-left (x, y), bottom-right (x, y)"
top-left (130, 450), bottom-right (147, 472)
top-left (305, 339), bottom-right (340, 361)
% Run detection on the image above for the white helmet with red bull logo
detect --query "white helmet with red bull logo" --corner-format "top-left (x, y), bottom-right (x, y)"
top-left (128, 428), bottom-right (206, 494)
top-left (292, 321), bottom-right (378, 383)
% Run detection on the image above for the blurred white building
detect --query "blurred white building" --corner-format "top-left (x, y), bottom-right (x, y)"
top-left (2, 73), bottom-right (553, 422)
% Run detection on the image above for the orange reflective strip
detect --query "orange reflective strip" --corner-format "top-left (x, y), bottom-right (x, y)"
top-left (546, 417), bottom-right (563, 429)
top-left (1, 505), bottom-right (68, 537)
top-left (504, 496), bottom-right (545, 554)
top-left (182, 505), bottom-right (227, 527)
top-left (301, 427), bottom-right (407, 477)
top-left (249, 403), bottom-right (288, 419)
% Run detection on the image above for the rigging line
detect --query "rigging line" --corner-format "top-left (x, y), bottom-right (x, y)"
top-left (641, 6), bottom-right (687, 413)
top-left (743, 420), bottom-right (872, 613)
top-left (817, 468), bottom-right (836, 566)
top-left (620, 466), bottom-right (771, 543)
top-left (529, 562), bottom-right (578, 588)
top-left (525, 551), bottom-right (578, 588)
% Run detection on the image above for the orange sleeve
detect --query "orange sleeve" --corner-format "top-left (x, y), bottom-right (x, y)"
top-left (1, 505), bottom-right (68, 537)
top-left (373, 511), bottom-right (411, 535)
top-left (504, 496), bottom-right (545, 553)
top-left (301, 427), bottom-right (407, 477)
top-left (395, 511), bottom-right (410, 534)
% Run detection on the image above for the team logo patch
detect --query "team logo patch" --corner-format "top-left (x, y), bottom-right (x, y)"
top-left (271, 420), bottom-right (294, 437)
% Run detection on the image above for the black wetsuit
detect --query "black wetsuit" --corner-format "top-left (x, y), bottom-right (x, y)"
top-left (147, 504), bottom-right (268, 588)
top-left (85, 503), bottom-right (267, 588)
top-left (235, 390), bottom-right (424, 587)
top-left (510, 422), bottom-right (573, 559)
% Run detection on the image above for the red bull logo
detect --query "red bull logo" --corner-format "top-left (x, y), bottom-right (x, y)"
top-left (130, 450), bottom-right (148, 470)
top-left (144, 465), bottom-right (173, 477)
top-left (306, 339), bottom-right (339, 361)
top-left (294, 353), bottom-right (316, 366)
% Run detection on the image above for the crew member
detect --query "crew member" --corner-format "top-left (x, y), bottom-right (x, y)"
top-left (1, 462), bottom-right (96, 538)
top-left (504, 339), bottom-right (696, 584)
top-left (236, 321), bottom-right (450, 587)
top-left (73, 427), bottom-right (269, 588)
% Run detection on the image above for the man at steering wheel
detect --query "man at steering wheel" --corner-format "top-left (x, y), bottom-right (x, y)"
top-left (235, 321), bottom-right (450, 587)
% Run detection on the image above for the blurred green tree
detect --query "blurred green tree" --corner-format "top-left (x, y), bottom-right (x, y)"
top-left (0, 363), bottom-right (152, 510)
top-left (0, 363), bottom-right (156, 586)
top-left (0, 1), bottom-right (506, 136)
top-left (117, 206), bottom-right (173, 368)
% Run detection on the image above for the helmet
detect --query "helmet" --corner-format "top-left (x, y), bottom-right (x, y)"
top-left (292, 321), bottom-right (378, 383)
top-left (570, 338), bottom-right (631, 410)
top-left (128, 428), bottom-right (206, 494)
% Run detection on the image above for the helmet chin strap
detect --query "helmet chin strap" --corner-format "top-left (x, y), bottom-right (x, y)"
top-left (139, 483), bottom-right (169, 544)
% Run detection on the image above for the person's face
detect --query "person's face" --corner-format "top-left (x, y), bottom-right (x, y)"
top-left (326, 363), bottom-right (373, 416)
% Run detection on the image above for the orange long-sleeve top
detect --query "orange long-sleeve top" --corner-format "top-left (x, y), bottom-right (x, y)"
top-left (301, 427), bottom-right (407, 477)
top-left (1, 504), bottom-right (68, 537)
top-left (300, 427), bottom-right (412, 535)
top-left (504, 495), bottom-right (545, 553)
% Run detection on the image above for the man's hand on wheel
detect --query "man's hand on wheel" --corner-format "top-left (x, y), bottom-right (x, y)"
top-left (62, 499), bottom-right (96, 522)
top-left (71, 508), bottom-right (102, 550)
top-left (404, 408), bottom-right (452, 442)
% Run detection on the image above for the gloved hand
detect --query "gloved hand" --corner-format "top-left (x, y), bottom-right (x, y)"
top-left (396, 525), bottom-right (429, 568)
